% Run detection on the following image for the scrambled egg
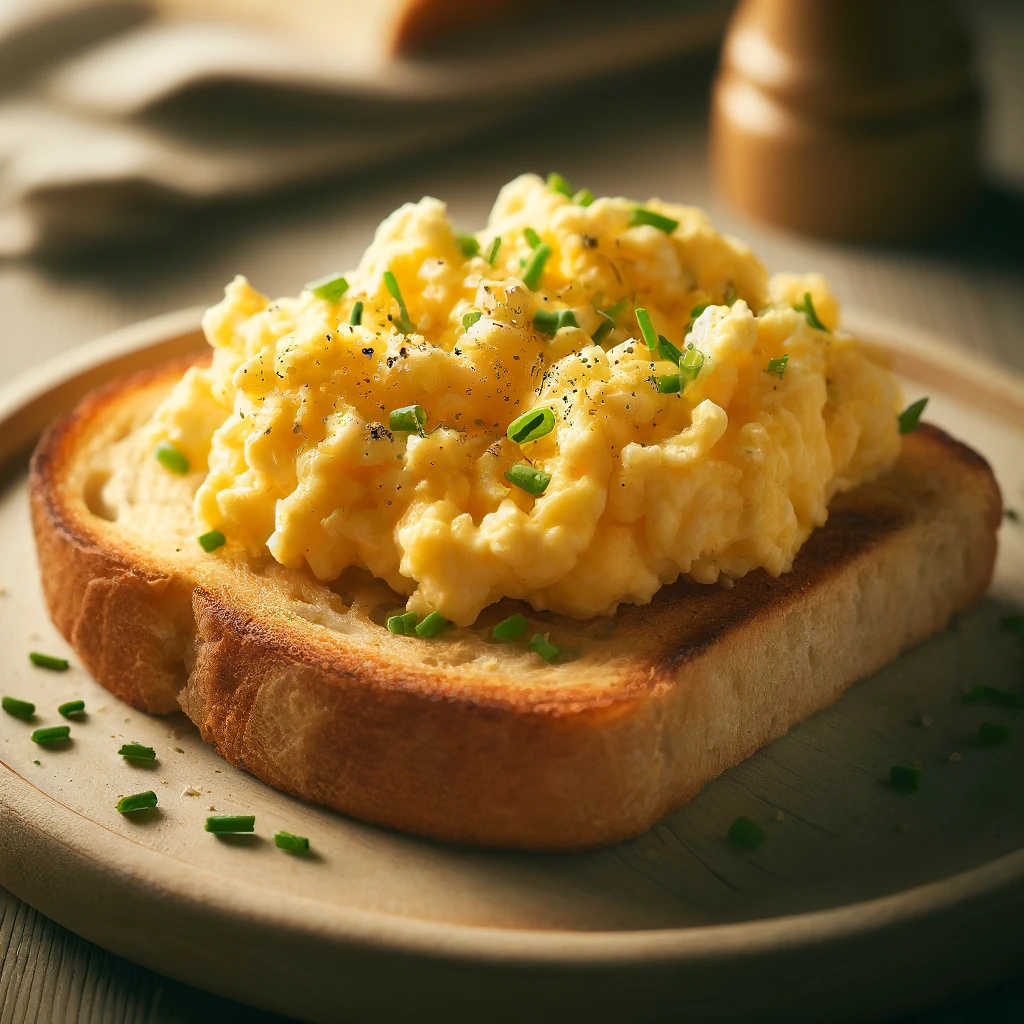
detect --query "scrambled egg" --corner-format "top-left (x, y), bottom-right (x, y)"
top-left (150, 174), bottom-right (902, 626)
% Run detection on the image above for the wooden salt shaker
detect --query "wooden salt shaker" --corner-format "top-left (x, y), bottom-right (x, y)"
top-left (710, 0), bottom-right (982, 240)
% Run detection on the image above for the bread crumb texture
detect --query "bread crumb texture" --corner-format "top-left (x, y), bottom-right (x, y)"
top-left (127, 174), bottom-right (900, 625)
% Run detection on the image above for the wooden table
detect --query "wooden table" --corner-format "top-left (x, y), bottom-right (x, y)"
top-left (1, 1), bottom-right (1021, 1019)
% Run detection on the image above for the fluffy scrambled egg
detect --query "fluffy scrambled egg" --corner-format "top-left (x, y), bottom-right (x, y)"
top-left (150, 173), bottom-right (903, 626)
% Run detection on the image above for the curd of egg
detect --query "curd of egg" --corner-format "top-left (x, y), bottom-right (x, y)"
top-left (149, 173), bottom-right (903, 626)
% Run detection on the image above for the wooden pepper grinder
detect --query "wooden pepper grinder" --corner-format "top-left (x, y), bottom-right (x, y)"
top-left (710, 0), bottom-right (982, 240)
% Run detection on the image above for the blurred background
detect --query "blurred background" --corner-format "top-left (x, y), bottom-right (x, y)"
top-left (0, 0), bottom-right (1022, 1020)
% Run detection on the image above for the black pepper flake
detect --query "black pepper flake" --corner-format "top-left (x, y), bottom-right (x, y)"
top-left (362, 347), bottom-right (374, 357)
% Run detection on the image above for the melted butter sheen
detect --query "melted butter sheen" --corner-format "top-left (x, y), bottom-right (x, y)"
top-left (148, 174), bottom-right (902, 625)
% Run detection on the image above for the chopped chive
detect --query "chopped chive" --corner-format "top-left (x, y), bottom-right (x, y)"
top-left (389, 404), bottom-right (427, 436)
top-left (890, 765), bottom-right (922, 789)
top-left (462, 311), bottom-right (482, 331)
top-left (654, 374), bottom-right (681, 394)
top-left (533, 308), bottom-right (577, 336)
top-left (507, 407), bottom-right (555, 445)
top-left (728, 816), bottom-right (765, 849)
top-left (898, 397), bottom-right (928, 434)
top-left (2, 696), bottom-right (35, 720)
top-left (414, 611), bottom-right (449, 638)
top-left (383, 270), bottom-right (415, 334)
top-left (527, 633), bottom-right (560, 662)
top-left (117, 791), bottom-right (157, 814)
top-left (306, 273), bottom-right (349, 302)
top-left (118, 743), bottom-right (156, 760)
top-left (592, 299), bottom-right (627, 343)
top-left (493, 613), bottom-right (529, 642)
top-left (30, 652), bottom-right (69, 671)
top-left (32, 725), bottom-right (70, 745)
top-left (387, 611), bottom-right (419, 636)
top-left (486, 237), bottom-right (502, 265)
top-left (766, 354), bottom-right (789, 379)
top-left (962, 684), bottom-right (1021, 708)
top-left (522, 243), bottom-right (552, 291)
top-left (1005, 508), bottom-right (1020, 523)
top-left (978, 721), bottom-right (1011, 746)
top-left (547, 171), bottom-right (574, 197)
top-left (524, 227), bottom-right (542, 249)
top-left (656, 334), bottom-right (682, 365)
top-left (505, 463), bottom-right (551, 497)
top-left (274, 830), bottom-right (310, 853)
top-left (198, 530), bottom-right (226, 553)
top-left (455, 232), bottom-right (479, 258)
top-left (794, 291), bottom-right (827, 331)
top-left (58, 699), bottom-right (85, 718)
top-left (348, 300), bottom-right (363, 326)
top-left (635, 307), bottom-right (658, 351)
top-left (573, 187), bottom-right (594, 207)
top-left (155, 440), bottom-right (189, 475)
top-left (205, 814), bottom-right (255, 834)
top-left (678, 347), bottom-right (705, 386)
top-left (631, 207), bottom-right (679, 234)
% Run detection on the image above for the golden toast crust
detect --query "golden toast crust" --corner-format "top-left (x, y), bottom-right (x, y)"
top-left (30, 360), bottom-right (1002, 849)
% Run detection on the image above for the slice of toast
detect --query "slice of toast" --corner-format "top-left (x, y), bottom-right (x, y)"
top-left (30, 356), bottom-right (1002, 850)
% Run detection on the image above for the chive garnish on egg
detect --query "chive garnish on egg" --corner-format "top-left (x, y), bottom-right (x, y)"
top-left (505, 464), bottom-right (551, 497)
top-left (462, 311), bottom-right (482, 331)
top-left (205, 814), bottom-right (255, 834)
top-left (415, 611), bottom-right (450, 638)
top-left (306, 274), bottom-right (349, 302)
top-left (533, 309), bottom-right (577, 336)
top-left (119, 743), bottom-right (156, 760)
top-left (486, 237), bottom-right (502, 265)
top-left (155, 441), bottom-right (189, 475)
top-left (274, 830), bottom-right (310, 853)
top-left (507, 407), bottom-right (555, 445)
top-left (679, 347), bottom-right (705, 386)
top-left (592, 299), bottom-right (626, 343)
top-left (547, 172), bottom-right (574, 198)
top-left (631, 207), bottom-right (679, 234)
top-left (117, 791), bottom-right (157, 814)
top-left (657, 334), bottom-right (682, 365)
top-left (455, 232), bottom-right (480, 258)
top-left (728, 816), bottom-right (765, 849)
top-left (522, 243), bottom-right (552, 291)
top-left (635, 307), bottom-right (658, 352)
top-left (30, 652), bottom-right (69, 671)
top-left (524, 227), bottom-right (542, 249)
top-left (383, 270), bottom-right (416, 334)
top-left (794, 291), bottom-right (827, 331)
top-left (198, 530), bottom-right (226, 553)
top-left (389, 404), bottom-right (427, 436)
top-left (58, 700), bottom-right (85, 718)
top-left (766, 355), bottom-right (789, 379)
top-left (898, 398), bottom-right (928, 434)
top-left (573, 188), bottom-right (594, 207)
top-left (654, 374), bottom-right (681, 394)
top-left (348, 300), bottom-right (363, 326)
top-left (686, 302), bottom-right (710, 334)
top-left (2, 696), bottom-right (35, 720)
top-left (32, 726), bottom-right (70, 745)
top-left (493, 613), bottom-right (529, 642)
top-left (526, 633), bottom-right (560, 662)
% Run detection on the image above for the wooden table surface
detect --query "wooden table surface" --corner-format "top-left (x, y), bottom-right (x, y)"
top-left (2, 1), bottom-right (1022, 1020)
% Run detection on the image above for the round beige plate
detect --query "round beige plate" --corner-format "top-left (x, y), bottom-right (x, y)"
top-left (1, 310), bottom-right (1022, 1024)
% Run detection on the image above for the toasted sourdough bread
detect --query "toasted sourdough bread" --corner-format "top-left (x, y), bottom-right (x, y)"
top-left (30, 355), bottom-right (1002, 850)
